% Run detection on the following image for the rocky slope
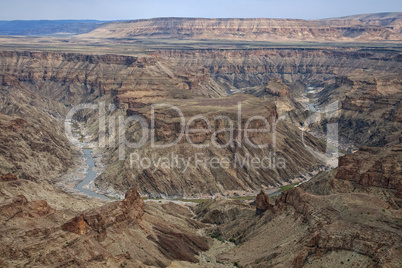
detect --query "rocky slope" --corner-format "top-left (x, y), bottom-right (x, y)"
top-left (193, 144), bottom-right (402, 267)
top-left (0, 144), bottom-right (400, 267)
top-left (94, 93), bottom-right (325, 197)
top-left (0, 186), bottom-right (210, 267)
top-left (313, 74), bottom-right (402, 148)
top-left (0, 85), bottom-right (75, 182)
top-left (82, 14), bottom-right (402, 41)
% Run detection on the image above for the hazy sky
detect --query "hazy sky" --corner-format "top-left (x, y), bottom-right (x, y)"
top-left (0, 0), bottom-right (401, 20)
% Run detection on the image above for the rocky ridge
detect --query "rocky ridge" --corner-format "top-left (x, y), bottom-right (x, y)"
top-left (0, 186), bottom-right (210, 267)
top-left (193, 144), bottom-right (402, 267)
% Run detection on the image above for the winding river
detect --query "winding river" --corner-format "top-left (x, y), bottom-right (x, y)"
top-left (74, 149), bottom-right (110, 200)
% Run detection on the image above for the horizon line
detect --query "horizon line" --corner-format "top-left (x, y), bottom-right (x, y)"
top-left (1, 11), bottom-right (401, 22)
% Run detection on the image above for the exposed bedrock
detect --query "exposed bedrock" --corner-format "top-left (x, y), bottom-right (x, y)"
top-left (82, 16), bottom-right (402, 41)
top-left (1, 48), bottom-right (400, 196)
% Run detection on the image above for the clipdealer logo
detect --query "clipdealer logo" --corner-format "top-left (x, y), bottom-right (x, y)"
top-left (64, 102), bottom-right (286, 172)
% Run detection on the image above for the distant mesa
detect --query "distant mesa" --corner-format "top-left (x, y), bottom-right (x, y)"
top-left (81, 13), bottom-right (402, 42)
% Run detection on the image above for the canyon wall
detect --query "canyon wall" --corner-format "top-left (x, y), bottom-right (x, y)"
top-left (83, 15), bottom-right (402, 41)
top-left (0, 48), bottom-right (400, 196)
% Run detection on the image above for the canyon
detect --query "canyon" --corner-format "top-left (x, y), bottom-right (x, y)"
top-left (0, 12), bottom-right (401, 267)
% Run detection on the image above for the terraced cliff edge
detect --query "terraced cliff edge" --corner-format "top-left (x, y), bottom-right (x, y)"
top-left (83, 14), bottom-right (402, 41)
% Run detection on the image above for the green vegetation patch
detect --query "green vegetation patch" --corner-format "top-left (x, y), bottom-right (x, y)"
top-left (280, 183), bottom-right (299, 192)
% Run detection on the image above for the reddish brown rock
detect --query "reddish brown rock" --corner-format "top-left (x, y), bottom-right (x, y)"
top-left (276, 187), bottom-right (316, 220)
top-left (27, 200), bottom-right (54, 216)
top-left (0, 173), bottom-right (18, 182)
top-left (62, 187), bottom-right (144, 236)
top-left (0, 195), bottom-right (28, 219)
top-left (121, 187), bottom-right (145, 221)
top-left (154, 225), bottom-right (209, 263)
top-left (0, 195), bottom-right (54, 220)
top-left (336, 146), bottom-right (402, 191)
top-left (62, 214), bottom-right (92, 235)
top-left (256, 190), bottom-right (272, 215)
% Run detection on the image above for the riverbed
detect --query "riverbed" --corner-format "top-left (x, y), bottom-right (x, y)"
top-left (74, 148), bottom-right (109, 200)
top-left (56, 120), bottom-right (113, 200)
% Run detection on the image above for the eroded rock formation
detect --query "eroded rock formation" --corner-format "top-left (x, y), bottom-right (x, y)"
top-left (336, 146), bottom-right (402, 190)
top-left (0, 194), bottom-right (54, 220)
top-left (256, 189), bottom-right (272, 215)
top-left (0, 187), bottom-right (210, 267)
top-left (62, 187), bottom-right (144, 236)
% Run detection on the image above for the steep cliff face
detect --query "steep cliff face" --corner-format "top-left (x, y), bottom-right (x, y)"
top-left (0, 14), bottom-right (401, 267)
top-left (299, 146), bottom-right (402, 211)
top-left (334, 12), bottom-right (402, 32)
top-left (0, 51), bottom-right (156, 104)
top-left (1, 49), bottom-right (399, 102)
top-left (154, 49), bottom-right (402, 97)
top-left (316, 75), bottom-right (402, 148)
top-left (92, 48), bottom-right (401, 196)
top-left (336, 146), bottom-right (402, 191)
top-left (82, 15), bottom-right (402, 41)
